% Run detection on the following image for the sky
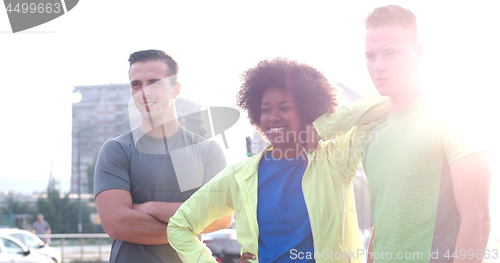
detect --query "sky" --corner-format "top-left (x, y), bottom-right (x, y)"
top-left (1, 0), bottom-right (499, 239)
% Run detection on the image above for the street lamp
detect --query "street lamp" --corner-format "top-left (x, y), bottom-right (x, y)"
top-left (72, 129), bottom-right (83, 233)
top-left (72, 124), bottom-right (97, 233)
top-left (72, 125), bottom-right (97, 233)
top-left (71, 90), bottom-right (89, 234)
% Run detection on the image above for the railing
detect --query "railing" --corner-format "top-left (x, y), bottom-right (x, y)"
top-left (38, 233), bottom-right (111, 263)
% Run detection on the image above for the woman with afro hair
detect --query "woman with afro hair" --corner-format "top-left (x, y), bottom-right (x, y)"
top-left (168, 58), bottom-right (389, 263)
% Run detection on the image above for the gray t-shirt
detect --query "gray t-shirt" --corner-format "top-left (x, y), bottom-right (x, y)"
top-left (32, 220), bottom-right (50, 243)
top-left (94, 127), bottom-right (226, 263)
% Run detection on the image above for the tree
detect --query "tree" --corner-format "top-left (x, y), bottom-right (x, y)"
top-left (1, 193), bottom-right (35, 215)
top-left (0, 193), bottom-right (36, 228)
top-left (36, 179), bottom-right (93, 233)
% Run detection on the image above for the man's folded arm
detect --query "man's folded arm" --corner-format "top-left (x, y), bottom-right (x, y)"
top-left (96, 189), bottom-right (170, 245)
top-left (132, 201), bottom-right (233, 233)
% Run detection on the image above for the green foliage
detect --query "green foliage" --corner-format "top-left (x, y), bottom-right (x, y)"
top-left (1, 194), bottom-right (36, 215)
top-left (1, 178), bottom-right (99, 233)
top-left (36, 179), bottom-right (94, 233)
top-left (37, 190), bottom-right (94, 234)
top-left (0, 193), bottom-right (36, 228)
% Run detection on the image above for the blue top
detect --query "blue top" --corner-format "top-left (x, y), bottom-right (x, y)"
top-left (257, 151), bottom-right (315, 262)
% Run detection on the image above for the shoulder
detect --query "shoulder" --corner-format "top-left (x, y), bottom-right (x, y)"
top-left (95, 131), bottom-right (136, 165)
top-left (111, 130), bottom-right (135, 145)
top-left (234, 154), bottom-right (258, 171)
top-left (209, 156), bottom-right (255, 183)
top-left (100, 130), bottom-right (134, 151)
top-left (218, 149), bottom-right (262, 175)
top-left (179, 128), bottom-right (206, 143)
top-left (178, 128), bottom-right (224, 152)
top-left (183, 129), bottom-right (221, 149)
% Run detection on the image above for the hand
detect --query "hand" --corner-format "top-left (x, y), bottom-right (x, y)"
top-left (238, 252), bottom-right (256, 263)
top-left (132, 202), bottom-right (166, 223)
top-left (131, 201), bottom-right (182, 224)
top-left (132, 202), bottom-right (152, 214)
top-left (305, 124), bottom-right (319, 152)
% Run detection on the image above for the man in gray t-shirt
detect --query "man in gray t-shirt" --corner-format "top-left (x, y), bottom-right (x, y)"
top-left (94, 50), bottom-right (231, 263)
top-left (32, 213), bottom-right (51, 244)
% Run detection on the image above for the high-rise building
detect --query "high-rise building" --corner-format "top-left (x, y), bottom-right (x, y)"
top-left (71, 83), bottom-right (206, 194)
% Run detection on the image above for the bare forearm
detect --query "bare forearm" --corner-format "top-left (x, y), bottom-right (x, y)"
top-left (96, 190), bottom-right (170, 245)
top-left (132, 201), bottom-right (183, 223)
top-left (367, 227), bottom-right (375, 263)
top-left (450, 151), bottom-right (492, 263)
top-left (454, 218), bottom-right (490, 263)
top-left (104, 208), bottom-right (169, 245)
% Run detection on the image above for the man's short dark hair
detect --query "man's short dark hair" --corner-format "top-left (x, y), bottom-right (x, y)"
top-left (236, 58), bottom-right (338, 135)
top-left (365, 5), bottom-right (419, 45)
top-left (128, 49), bottom-right (179, 84)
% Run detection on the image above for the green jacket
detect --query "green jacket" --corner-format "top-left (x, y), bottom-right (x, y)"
top-left (167, 96), bottom-right (390, 263)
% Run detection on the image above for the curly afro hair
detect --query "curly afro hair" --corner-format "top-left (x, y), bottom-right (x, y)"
top-left (236, 58), bottom-right (339, 134)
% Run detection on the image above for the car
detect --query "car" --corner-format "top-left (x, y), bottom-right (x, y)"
top-left (202, 228), bottom-right (240, 263)
top-left (0, 228), bottom-right (61, 263)
top-left (0, 234), bottom-right (54, 263)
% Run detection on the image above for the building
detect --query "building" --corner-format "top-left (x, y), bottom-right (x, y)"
top-left (71, 83), bottom-right (206, 194)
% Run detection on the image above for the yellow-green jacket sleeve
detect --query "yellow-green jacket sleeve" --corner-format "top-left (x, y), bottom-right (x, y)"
top-left (314, 96), bottom-right (390, 180)
top-left (167, 165), bottom-right (236, 263)
top-left (313, 95), bottom-right (390, 141)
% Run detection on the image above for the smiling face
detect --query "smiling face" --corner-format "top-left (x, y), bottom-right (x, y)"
top-left (260, 88), bottom-right (304, 150)
top-left (365, 24), bottom-right (421, 98)
top-left (129, 60), bottom-right (179, 126)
